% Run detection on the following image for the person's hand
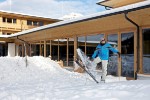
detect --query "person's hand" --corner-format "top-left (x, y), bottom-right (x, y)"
top-left (90, 57), bottom-right (94, 61)
top-left (117, 52), bottom-right (121, 58)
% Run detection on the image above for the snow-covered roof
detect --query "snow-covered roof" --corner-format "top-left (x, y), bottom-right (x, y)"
top-left (1, 0), bottom-right (150, 39)
top-left (0, 10), bottom-right (58, 20)
top-left (0, 35), bottom-right (9, 38)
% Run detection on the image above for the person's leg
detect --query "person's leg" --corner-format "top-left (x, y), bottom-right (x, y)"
top-left (101, 60), bottom-right (108, 82)
top-left (93, 57), bottom-right (102, 70)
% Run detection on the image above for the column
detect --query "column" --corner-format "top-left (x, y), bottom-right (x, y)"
top-left (74, 36), bottom-right (78, 61)
top-left (8, 43), bottom-right (15, 57)
top-left (118, 32), bottom-right (122, 77)
top-left (44, 40), bottom-right (46, 57)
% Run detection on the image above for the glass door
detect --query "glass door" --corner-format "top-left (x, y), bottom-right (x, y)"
top-left (143, 29), bottom-right (150, 74)
top-left (107, 34), bottom-right (118, 76)
top-left (121, 32), bottom-right (134, 77)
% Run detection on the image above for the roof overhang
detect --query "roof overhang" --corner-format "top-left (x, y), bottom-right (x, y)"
top-left (97, 0), bottom-right (145, 8)
top-left (3, 0), bottom-right (150, 43)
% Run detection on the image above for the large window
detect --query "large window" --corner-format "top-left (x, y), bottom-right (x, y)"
top-left (3, 17), bottom-right (6, 22)
top-left (2, 17), bottom-right (16, 24)
top-left (33, 21), bottom-right (38, 26)
top-left (27, 20), bottom-right (43, 26)
top-left (7, 18), bottom-right (12, 23)
top-left (86, 34), bottom-right (104, 57)
top-left (121, 32), bottom-right (134, 77)
top-left (51, 40), bottom-right (58, 61)
top-left (143, 29), bottom-right (150, 73)
top-left (27, 20), bottom-right (32, 25)
top-left (31, 44), bottom-right (40, 56)
top-left (107, 34), bottom-right (118, 76)
top-left (86, 34), bottom-right (104, 70)
top-left (78, 36), bottom-right (86, 52)
top-left (68, 38), bottom-right (74, 66)
top-left (39, 21), bottom-right (44, 26)
top-left (58, 39), bottom-right (67, 65)
top-left (0, 43), bottom-right (8, 56)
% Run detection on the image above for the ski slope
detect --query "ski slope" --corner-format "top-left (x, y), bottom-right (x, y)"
top-left (0, 56), bottom-right (150, 100)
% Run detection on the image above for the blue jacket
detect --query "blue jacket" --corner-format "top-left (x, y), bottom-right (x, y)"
top-left (92, 43), bottom-right (118, 60)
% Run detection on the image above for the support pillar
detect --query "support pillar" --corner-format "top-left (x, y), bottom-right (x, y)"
top-left (15, 44), bottom-right (19, 56)
top-left (85, 36), bottom-right (87, 55)
top-left (50, 40), bottom-right (52, 58)
top-left (139, 27), bottom-right (143, 73)
top-left (134, 30), bottom-right (138, 78)
top-left (74, 36), bottom-right (78, 61)
top-left (118, 32), bottom-right (122, 77)
top-left (30, 43), bottom-right (31, 56)
top-left (44, 40), bottom-right (46, 57)
top-left (58, 39), bottom-right (60, 61)
top-left (22, 44), bottom-right (24, 57)
top-left (67, 38), bottom-right (69, 66)
top-left (40, 41), bottom-right (42, 56)
top-left (8, 43), bottom-right (15, 57)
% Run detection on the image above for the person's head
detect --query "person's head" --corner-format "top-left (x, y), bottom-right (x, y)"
top-left (100, 37), bottom-right (106, 44)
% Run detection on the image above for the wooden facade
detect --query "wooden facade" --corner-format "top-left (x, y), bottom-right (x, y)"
top-left (0, 11), bottom-right (59, 35)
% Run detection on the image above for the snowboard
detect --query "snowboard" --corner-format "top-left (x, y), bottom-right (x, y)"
top-left (75, 48), bottom-right (99, 83)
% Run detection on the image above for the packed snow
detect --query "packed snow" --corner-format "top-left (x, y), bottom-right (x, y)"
top-left (0, 56), bottom-right (150, 100)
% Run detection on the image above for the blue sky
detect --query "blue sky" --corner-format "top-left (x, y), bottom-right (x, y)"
top-left (0, 0), bottom-right (5, 2)
top-left (0, 0), bottom-right (105, 19)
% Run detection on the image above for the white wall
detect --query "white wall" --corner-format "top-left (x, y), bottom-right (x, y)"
top-left (8, 43), bottom-right (15, 57)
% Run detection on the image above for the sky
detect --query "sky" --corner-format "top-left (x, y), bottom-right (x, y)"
top-left (0, 0), bottom-right (105, 19)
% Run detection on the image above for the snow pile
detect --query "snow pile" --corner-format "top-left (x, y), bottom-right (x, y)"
top-left (0, 56), bottom-right (150, 100)
top-left (0, 56), bottom-right (89, 85)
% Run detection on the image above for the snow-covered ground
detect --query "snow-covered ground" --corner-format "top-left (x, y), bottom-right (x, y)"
top-left (0, 56), bottom-right (150, 100)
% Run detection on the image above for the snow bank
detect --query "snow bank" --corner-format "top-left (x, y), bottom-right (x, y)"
top-left (0, 56), bottom-right (149, 100)
top-left (0, 56), bottom-right (88, 85)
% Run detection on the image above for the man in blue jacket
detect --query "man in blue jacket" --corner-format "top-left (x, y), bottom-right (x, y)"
top-left (92, 37), bottom-right (120, 82)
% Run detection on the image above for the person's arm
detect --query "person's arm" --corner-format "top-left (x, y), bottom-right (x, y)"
top-left (92, 50), bottom-right (98, 59)
top-left (107, 43), bottom-right (121, 57)
top-left (107, 43), bottom-right (118, 53)
top-left (92, 45), bottom-right (100, 59)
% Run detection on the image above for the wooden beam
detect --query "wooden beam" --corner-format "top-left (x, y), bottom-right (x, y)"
top-left (50, 40), bottom-right (52, 58)
top-left (22, 44), bottom-right (24, 57)
top-left (44, 40), bottom-right (46, 57)
top-left (0, 38), bottom-right (14, 42)
top-left (85, 36), bottom-right (87, 55)
top-left (74, 36), bottom-right (77, 61)
top-left (118, 32), bottom-right (122, 77)
top-left (67, 38), bottom-right (69, 66)
top-left (40, 41), bottom-right (42, 56)
top-left (139, 27), bottom-right (143, 73)
top-left (134, 30), bottom-right (137, 78)
top-left (30, 44), bottom-right (31, 56)
top-left (58, 39), bottom-right (59, 61)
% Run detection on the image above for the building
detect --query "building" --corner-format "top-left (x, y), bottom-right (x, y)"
top-left (0, 0), bottom-right (150, 79)
top-left (0, 10), bottom-right (60, 56)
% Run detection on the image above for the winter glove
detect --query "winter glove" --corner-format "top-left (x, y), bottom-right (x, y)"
top-left (91, 58), bottom-right (94, 61)
top-left (117, 52), bottom-right (121, 58)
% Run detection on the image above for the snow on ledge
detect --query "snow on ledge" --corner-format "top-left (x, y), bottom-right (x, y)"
top-left (137, 74), bottom-right (150, 80)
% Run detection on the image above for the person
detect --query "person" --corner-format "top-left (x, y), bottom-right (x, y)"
top-left (92, 37), bottom-right (120, 82)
